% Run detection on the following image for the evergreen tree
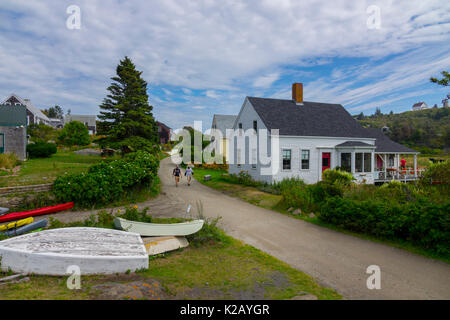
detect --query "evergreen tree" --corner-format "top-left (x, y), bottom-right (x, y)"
top-left (98, 56), bottom-right (158, 154)
top-left (430, 71), bottom-right (449, 86)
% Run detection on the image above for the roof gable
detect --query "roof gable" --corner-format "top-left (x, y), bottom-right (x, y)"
top-left (364, 128), bottom-right (417, 153)
top-left (212, 114), bottom-right (237, 134)
top-left (247, 97), bottom-right (371, 138)
top-left (2, 94), bottom-right (50, 122)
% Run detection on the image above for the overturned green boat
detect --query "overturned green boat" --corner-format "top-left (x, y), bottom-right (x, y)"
top-left (114, 217), bottom-right (204, 236)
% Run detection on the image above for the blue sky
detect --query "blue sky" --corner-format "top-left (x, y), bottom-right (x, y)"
top-left (0, 0), bottom-right (449, 130)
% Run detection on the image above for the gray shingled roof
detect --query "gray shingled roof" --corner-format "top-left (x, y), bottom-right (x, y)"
top-left (247, 97), bottom-right (371, 138)
top-left (212, 114), bottom-right (237, 134)
top-left (335, 141), bottom-right (374, 147)
top-left (363, 128), bottom-right (418, 153)
top-left (0, 104), bottom-right (27, 126)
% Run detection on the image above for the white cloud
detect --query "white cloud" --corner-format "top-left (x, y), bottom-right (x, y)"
top-left (253, 72), bottom-right (280, 88)
top-left (0, 0), bottom-right (448, 127)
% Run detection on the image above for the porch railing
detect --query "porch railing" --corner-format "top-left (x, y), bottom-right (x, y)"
top-left (375, 168), bottom-right (425, 181)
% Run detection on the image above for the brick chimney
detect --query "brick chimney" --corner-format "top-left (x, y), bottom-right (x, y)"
top-left (292, 83), bottom-right (303, 105)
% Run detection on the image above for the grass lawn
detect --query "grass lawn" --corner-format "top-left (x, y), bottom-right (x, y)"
top-left (0, 149), bottom-right (120, 188)
top-left (0, 214), bottom-right (340, 300)
top-left (193, 167), bottom-right (450, 264)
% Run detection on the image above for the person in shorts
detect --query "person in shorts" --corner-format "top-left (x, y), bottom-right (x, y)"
top-left (185, 166), bottom-right (194, 186)
top-left (173, 165), bottom-right (182, 187)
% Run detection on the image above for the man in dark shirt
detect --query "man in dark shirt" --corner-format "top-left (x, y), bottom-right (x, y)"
top-left (173, 165), bottom-right (182, 187)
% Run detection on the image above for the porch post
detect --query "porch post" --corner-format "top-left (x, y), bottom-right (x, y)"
top-left (414, 154), bottom-right (417, 178)
top-left (351, 151), bottom-right (355, 174)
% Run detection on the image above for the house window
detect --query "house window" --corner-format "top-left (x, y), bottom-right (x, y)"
top-left (238, 123), bottom-right (243, 136)
top-left (282, 149), bottom-right (291, 170)
top-left (340, 153), bottom-right (351, 172)
top-left (251, 148), bottom-right (257, 169)
top-left (364, 153), bottom-right (372, 172)
top-left (355, 152), bottom-right (372, 173)
top-left (253, 120), bottom-right (257, 132)
top-left (301, 150), bottom-right (310, 169)
top-left (237, 148), bottom-right (241, 167)
top-left (355, 153), bottom-right (363, 172)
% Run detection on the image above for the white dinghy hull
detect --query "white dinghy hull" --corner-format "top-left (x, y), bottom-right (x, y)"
top-left (0, 227), bottom-right (148, 275)
top-left (114, 218), bottom-right (204, 236)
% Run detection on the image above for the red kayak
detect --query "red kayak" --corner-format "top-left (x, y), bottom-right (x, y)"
top-left (0, 202), bottom-right (74, 223)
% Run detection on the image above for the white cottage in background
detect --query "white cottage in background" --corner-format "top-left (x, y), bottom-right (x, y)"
top-left (228, 83), bottom-right (419, 184)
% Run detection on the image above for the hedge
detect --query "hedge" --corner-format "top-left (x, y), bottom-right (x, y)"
top-left (318, 197), bottom-right (450, 256)
top-left (27, 142), bottom-right (57, 158)
top-left (53, 151), bottom-right (159, 206)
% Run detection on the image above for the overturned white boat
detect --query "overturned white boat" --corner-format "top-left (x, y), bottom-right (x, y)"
top-left (114, 217), bottom-right (204, 237)
top-left (0, 227), bottom-right (148, 275)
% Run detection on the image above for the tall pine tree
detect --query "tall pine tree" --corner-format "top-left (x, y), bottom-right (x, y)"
top-left (98, 56), bottom-right (158, 154)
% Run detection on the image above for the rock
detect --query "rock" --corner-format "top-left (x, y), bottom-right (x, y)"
top-left (204, 175), bottom-right (211, 181)
top-left (293, 209), bottom-right (302, 215)
top-left (309, 213), bottom-right (316, 218)
top-left (290, 292), bottom-right (318, 300)
top-left (287, 207), bottom-right (294, 212)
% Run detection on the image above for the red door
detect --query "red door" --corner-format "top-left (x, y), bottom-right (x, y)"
top-left (322, 152), bottom-right (331, 172)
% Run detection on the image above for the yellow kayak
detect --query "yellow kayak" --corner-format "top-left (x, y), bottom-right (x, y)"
top-left (0, 217), bottom-right (34, 231)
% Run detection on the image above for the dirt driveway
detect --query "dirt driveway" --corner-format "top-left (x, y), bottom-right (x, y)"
top-left (158, 158), bottom-right (450, 300)
top-left (39, 157), bottom-right (450, 299)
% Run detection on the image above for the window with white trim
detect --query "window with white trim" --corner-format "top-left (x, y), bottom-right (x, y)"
top-left (251, 148), bottom-right (257, 169)
top-left (301, 150), bottom-right (310, 169)
top-left (355, 152), bottom-right (372, 173)
top-left (282, 149), bottom-right (291, 170)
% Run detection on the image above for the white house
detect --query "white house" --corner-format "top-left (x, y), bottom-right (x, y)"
top-left (227, 83), bottom-right (419, 184)
top-left (412, 102), bottom-right (428, 111)
top-left (64, 114), bottom-right (97, 134)
top-left (2, 94), bottom-right (50, 126)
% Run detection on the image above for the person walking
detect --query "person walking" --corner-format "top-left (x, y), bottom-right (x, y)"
top-left (173, 165), bottom-right (182, 187)
top-left (185, 166), bottom-right (194, 186)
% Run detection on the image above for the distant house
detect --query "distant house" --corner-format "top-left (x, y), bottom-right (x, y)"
top-left (412, 102), bottom-right (428, 111)
top-left (2, 94), bottom-right (50, 126)
top-left (0, 104), bottom-right (27, 160)
top-left (210, 114), bottom-right (237, 163)
top-left (228, 83), bottom-right (419, 184)
top-left (64, 115), bottom-right (97, 134)
top-left (156, 121), bottom-right (171, 145)
top-left (48, 118), bottom-right (64, 129)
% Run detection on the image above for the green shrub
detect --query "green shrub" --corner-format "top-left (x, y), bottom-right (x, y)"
top-left (53, 150), bottom-right (159, 206)
top-left (0, 153), bottom-right (20, 169)
top-left (322, 169), bottom-right (355, 186)
top-left (228, 171), bottom-right (261, 187)
top-left (318, 197), bottom-right (450, 255)
top-left (28, 123), bottom-right (57, 143)
top-left (118, 206), bottom-right (153, 223)
top-left (58, 121), bottom-right (90, 146)
top-left (420, 161), bottom-right (450, 185)
top-left (27, 142), bottom-right (57, 158)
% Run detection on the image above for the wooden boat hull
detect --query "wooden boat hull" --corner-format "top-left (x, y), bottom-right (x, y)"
top-left (0, 227), bottom-right (148, 275)
top-left (114, 217), bottom-right (204, 236)
top-left (0, 202), bottom-right (74, 223)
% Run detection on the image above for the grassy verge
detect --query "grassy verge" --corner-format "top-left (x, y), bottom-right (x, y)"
top-left (0, 209), bottom-right (340, 300)
top-left (0, 150), bottom-right (120, 188)
top-left (193, 168), bottom-right (450, 264)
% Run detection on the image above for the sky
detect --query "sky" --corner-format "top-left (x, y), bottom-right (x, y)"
top-left (0, 0), bottom-right (449, 130)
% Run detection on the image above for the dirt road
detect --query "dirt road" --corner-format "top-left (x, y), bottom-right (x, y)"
top-left (158, 158), bottom-right (450, 300)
